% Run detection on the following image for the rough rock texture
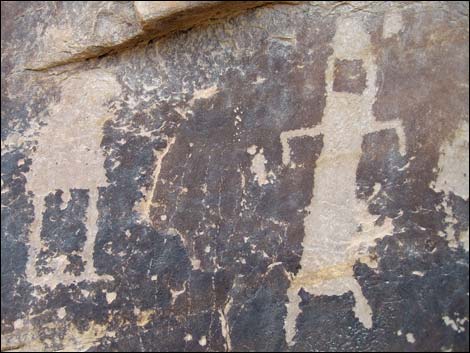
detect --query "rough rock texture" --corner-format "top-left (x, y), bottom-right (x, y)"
top-left (1, 1), bottom-right (469, 352)
top-left (24, 1), bottom-right (280, 71)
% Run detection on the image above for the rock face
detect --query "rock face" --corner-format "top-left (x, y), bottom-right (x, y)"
top-left (1, 1), bottom-right (469, 352)
top-left (23, 1), bottom-right (278, 71)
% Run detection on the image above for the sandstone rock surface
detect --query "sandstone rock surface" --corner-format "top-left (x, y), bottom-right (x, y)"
top-left (24, 1), bottom-right (278, 70)
top-left (1, 1), bottom-right (469, 352)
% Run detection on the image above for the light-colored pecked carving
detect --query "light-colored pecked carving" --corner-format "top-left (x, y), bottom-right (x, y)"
top-left (282, 15), bottom-right (407, 345)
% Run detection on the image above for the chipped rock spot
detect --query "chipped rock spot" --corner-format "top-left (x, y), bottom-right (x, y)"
top-left (57, 307), bottom-right (67, 319)
top-left (412, 271), bottom-right (425, 277)
top-left (189, 85), bottom-right (219, 106)
top-left (383, 11), bottom-right (403, 39)
top-left (283, 17), bottom-right (407, 345)
top-left (271, 34), bottom-right (297, 46)
top-left (135, 309), bottom-right (155, 327)
top-left (443, 315), bottom-right (468, 333)
top-left (252, 76), bottom-right (266, 85)
top-left (249, 146), bottom-right (269, 186)
top-left (247, 145), bottom-right (257, 155)
top-left (190, 257), bottom-right (201, 270)
top-left (198, 336), bottom-right (207, 347)
top-left (13, 319), bottom-right (24, 330)
top-left (106, 292), bottom-right (117, 304)
top-left (25, 70), bottom-right (120, 289)
top-left (406, 333), bottom-right (416, 344)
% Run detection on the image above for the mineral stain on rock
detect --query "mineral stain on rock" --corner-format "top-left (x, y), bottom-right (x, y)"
top-left (1, 1), bottom-right (469, 352)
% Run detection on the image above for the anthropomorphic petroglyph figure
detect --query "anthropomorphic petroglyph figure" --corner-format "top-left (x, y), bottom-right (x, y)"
top-left (281, 17), bottom-right (406, 345)
top-left (25, 71), bottom-right (119, 289)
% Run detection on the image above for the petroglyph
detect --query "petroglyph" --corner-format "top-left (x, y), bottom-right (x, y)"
top-left (137, 136), bottom-right (176, 223)
top-left (282, 17), bottom-right (407, 345)
top-left (25, 70), bottom-right (119, 289)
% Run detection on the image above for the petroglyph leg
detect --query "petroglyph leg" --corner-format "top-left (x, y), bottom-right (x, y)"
top-left (138, 136), bottom-right (176, 223)
top-left (25, 196), bottom-right (45, 284)
top-left (25, 188), bottom-right (112, 289)
top-left (82, 188), bottom-right (111, 282)
top-left (82, 188), bottom-right (99, 275)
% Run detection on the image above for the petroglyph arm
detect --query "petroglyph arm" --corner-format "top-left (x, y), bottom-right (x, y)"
top-left (370, 119), bottom-right (407, 156)
top-left (280, 125), bottom-right (323, 166)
